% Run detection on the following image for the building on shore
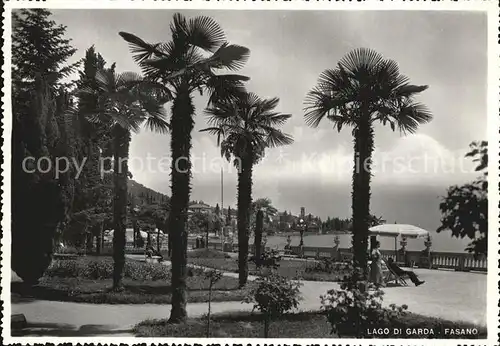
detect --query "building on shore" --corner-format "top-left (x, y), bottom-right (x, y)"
top-left (188, 202), bottom-right (213, 215)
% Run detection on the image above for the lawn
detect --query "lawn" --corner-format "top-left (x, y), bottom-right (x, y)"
top-left (135, 311), bottom-right (331, 338)
top-left (189, 256), bottom-right (348, 282)
top-left (11, 255), bottom-right (246, 304)
top-left (134, 311), bottom-right (487, 339)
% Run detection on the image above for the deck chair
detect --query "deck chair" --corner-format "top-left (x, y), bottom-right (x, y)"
top-left (381, 258), bottom-right (409, 287)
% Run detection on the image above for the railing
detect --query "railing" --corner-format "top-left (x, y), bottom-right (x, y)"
top-left (430, 251), bottom-right (487, 272)
top-left (283, 246), bottom-right (487, 272)
top-left (93, 240), bottom-right (489, 272)
top-left (187, 241), bottom-right (488, 273)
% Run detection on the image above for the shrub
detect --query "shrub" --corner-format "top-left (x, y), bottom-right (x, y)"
top-left (320, 265), bottom-right (408, 337)
top-left (189, 249), bottom-right (230, 259)
top-left (44, 258), bottom-right (170, 281)
top-left (250, 250), bottom-right (281, 269)
top-left (123, 261), bottom-right (170, 281)
top-left (202, 269), bottom-right (224, 337)
top-left (244, 271), bottom-right (302, 337)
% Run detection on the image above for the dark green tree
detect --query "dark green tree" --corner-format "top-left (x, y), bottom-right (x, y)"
top-left (11, 9), bottom-right (78, 283)
top-left (120, 13), bottom-right (250, 322)
top-left (304, 48), bottom-right (432, 275)
top-left (203, 92), bottom-right (293, 287)
top-left (67, 46), bottom-right (113, 252)
top-left (437, 141), bottom-right (488, 256)
top-left (226, 206), bottom-right (232, 226)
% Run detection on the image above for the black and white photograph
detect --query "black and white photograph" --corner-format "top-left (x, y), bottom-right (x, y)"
top-left (2, 0), bottom-right (498, 344)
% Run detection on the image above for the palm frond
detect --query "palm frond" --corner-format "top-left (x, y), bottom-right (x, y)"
top-left (338, 47), bottom-right (385, 76)
top-left (262, 112), bottom-right (292, 127)
top-left (263, 127), bottom-right (294, 148)
top-left (119, 32), bottom-right (166, 64)
top-left (205, 74), bottom-right (249, 106)
top-left (187, 16), bottom-right (226, 52)
top-left (87, 110), bottom-right (116, 127)
top-left (111, 110), bottom-right (142, 133)
top-left (391, 100), bottom-right (433, 134)
top-left (304, 89), bottom-right (337, 128)
top-left (171, 13), bottom-right (190, 42)
top-left (393, 84), bottom-right (429, 98)
top-left (204, 91), bottom-right (293, 164)
top-left (140, 95), bottom-right (168, 119)
top-left (255, 96), bottom-right (280, 115)
top-left (144, 116), bottom-right (170, 134)
top-left (131, 79), bottom-right (174, 103)
top-left (203, 43), bottom-right (251, 71)
top-left (200, 126), bottom-right (225, 145)
top-left (115, 71), bottom-right (144, 90)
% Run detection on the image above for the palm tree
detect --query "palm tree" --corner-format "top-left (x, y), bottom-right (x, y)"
top-left (202, 92), bottom-right (293, 287)
top-left (304, 48), bottom-right (432, 275)
top-left (119, 13), bottom-right (250, 322)
top-left (252, 197), bottom-right (278, 226)
top-left (76, 68), bottom-right (170, 290)
top-left (250, 197), bottom-right (277, 255)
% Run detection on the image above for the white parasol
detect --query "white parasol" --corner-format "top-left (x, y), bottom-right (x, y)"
top-left (369, 224), bottom-right (430, 257)
top-left (369, 224), bottom-right (430, 239)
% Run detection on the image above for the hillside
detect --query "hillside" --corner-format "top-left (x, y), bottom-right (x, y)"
top-left (127, 180), bottom-right (170, 206)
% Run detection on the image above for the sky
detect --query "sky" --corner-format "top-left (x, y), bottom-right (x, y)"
top-left (50, 10), bottom-right (487, 250)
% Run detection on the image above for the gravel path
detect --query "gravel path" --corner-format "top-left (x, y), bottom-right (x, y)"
top-left (10, 264), bottom-right (486, 337)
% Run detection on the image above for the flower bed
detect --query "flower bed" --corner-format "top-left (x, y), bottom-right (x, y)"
top-left (12, 256), bottom-right (247, 304)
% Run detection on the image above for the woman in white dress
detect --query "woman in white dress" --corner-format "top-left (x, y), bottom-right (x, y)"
top-left (369, 240), bottom-right (383, 287)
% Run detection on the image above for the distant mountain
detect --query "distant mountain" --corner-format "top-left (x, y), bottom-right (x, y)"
top-left (127, 179), bottom-right (170, 206)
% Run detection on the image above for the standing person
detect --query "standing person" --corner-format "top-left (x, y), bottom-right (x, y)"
top-left (370, 241), bottom-right (383, 287)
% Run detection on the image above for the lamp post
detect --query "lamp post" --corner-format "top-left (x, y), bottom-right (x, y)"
top-left (298, 218), bottom-right (305, 247)
top-left (424, 235), bottom-right (432, 251)
top-left (399, 236), bottom-right (408, 250)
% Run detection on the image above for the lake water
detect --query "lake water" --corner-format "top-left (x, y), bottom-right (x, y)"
top-left (258, 230), bottom-right (472, 253)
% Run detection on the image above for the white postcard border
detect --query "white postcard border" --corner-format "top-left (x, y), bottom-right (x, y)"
top-left (2, 0), bottom-right (498, 345)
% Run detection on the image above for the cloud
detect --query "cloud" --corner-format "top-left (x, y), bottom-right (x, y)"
top-left (251, 133), bottom-right (477, 187)
top-left (50, 9), bottom-right (487, 224)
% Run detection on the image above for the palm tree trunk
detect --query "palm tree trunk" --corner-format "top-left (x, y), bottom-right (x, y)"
top-left (112, 125), bottom-right (130, 290)
top-left (351, 115), bottom-right (374, 277)
top-left (237, 154), bottom-right (253, 287)
top-left (168, 87), bottom-right (194, 323)
top-left (255, 209), bottom-right (263, 265)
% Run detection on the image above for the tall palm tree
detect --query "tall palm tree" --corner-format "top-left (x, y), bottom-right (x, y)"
top-left (119, 13), bottom-right (250, 322)
top-left (202, 92), bottom-right (293, 287)
top-left (76, 68), bottom-right (170, 290)
top-left (304, 48), bottom-right (432, 275)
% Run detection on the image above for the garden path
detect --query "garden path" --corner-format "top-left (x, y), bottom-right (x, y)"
top-left (10, 262), bottom-right (486, 337)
